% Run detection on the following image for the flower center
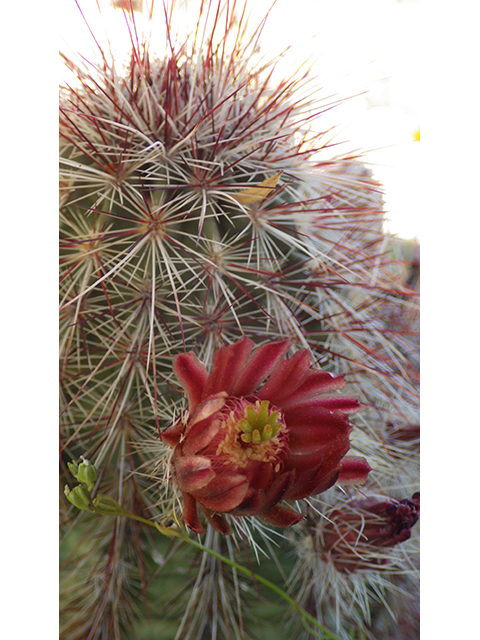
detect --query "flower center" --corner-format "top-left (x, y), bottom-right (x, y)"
top-left (214, 398), bottom-right (288, 470)
top-left (238, 400), bottom-right (284, 444)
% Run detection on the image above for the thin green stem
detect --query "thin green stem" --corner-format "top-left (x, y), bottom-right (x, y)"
top-left (179, 534), bottom-right (341, 640)
top-left (92, 495), bottom-right (345, 640)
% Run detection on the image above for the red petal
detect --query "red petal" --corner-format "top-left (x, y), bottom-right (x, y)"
top-left (286, 396), bottom-right (361, 415)
top-left (284, 427), bottom-right (350, 489)
top-left (181, 491), bottom-right (206, 534)
top-left (188, 393), bottom-right (227, 428)
top-left (183, 417), bottom-right (221, 456)
top-left (202, 338), bottom-right (255, 397)
top-left (285, 465), bottom-right (341, 501)
top-left (194, 472), bottom-right (249, 512)
top-left (232, 460), bottom-right (273, 516)
top-left (282, 465), bottom-right (322, 500)
top-left (232, 339), bottom-right (291, 396)
top-left (337, 456), bottom-right (371, 485)
top-left (202, 508), bottom-right (232, 535)
top-left (286, 407), bottom-right (352, 453)
top-left (284, 448), bottom-right (331, 471)
top-left (182, 394), bottom-right (226, 456)
top-left (174, 353), bottom-right (208, 413)
top-left (231, 469), bottom-right (296, 516)
top-left (160, 418), bottom-right (184, 448)
top-left (259, 504), bottom-right (304, 528)
top-left (256, 349), bottom-right (311, 404)
top-left (175, 455), bottom-right (215, 492)
top-left (241, 460), bottom-right (273, 490)
top-left (288, 433), bottom-right (350, 459)
top-left (231, 487), bottom-right (266, 515)
top-left (262, 470), bottom-right (296, 511)
top-left (280, 371), bottom-right (346, 409)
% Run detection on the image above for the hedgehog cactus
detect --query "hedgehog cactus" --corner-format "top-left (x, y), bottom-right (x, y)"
top-left (60, 2), bottom-right (420, 639)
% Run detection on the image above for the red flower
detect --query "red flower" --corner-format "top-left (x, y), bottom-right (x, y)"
top-left (321, 493), bottom-right (420, 573)
top-left (161, 337), bottom-right (371, 534)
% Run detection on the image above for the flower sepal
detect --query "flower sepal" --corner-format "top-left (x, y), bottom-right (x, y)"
top-left (64, 484), bottom-right (95, 512)
top-left (92, 494), bottom-right (129, 517)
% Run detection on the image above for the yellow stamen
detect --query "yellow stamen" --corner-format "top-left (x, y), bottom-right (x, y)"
top-left (215, 399), bottom-right (287, 468)
top-left (239, 401), bottom-right (285, 444)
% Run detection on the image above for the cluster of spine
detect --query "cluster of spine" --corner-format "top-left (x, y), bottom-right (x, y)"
top-left (60, 2), bottom-right (419, 638)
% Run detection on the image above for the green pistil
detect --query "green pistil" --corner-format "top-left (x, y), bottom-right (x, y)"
top-left (240, 400), bottom-right (283, 444)
top-left (246, 405), bottom-right (258, 427)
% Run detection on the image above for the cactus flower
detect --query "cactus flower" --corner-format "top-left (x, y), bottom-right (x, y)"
top-left (161, 337), bottom-right (371, 534)
top-left (321, 493), bottom-right (420, 573)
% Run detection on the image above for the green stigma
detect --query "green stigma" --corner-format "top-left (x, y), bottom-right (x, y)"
top-left (240, 400), bottom-right (283, 443)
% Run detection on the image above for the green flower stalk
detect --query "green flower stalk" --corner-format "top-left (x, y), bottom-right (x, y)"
top-left (60, 1), bottom-right (419, 638)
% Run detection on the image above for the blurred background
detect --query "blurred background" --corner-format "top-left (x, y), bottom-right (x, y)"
top-left (59, 0), bottom-right (421, 241)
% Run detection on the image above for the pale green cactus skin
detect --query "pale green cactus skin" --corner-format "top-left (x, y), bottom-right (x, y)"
top-left (60, 3), bottom-right (419, 639)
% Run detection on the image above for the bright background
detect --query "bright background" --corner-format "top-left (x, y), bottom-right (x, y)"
top-left (59, 0), bottom-right (421, 240)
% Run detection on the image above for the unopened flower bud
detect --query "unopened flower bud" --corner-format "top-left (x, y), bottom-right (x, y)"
top-left (320, 493), bottom-right (420, 574)
top-left (67, 458), bottom-right (97, 491)
top-left (76, 458), bottom-right (97, 491)
top-left (64, 484), bottom-right (95, 512)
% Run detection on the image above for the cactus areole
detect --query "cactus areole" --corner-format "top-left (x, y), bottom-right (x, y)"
top-left (161, 337), bottom-right (371, 534)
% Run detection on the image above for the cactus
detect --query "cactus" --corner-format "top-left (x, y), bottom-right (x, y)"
top-left (59, 2), bottom-right (420, 639)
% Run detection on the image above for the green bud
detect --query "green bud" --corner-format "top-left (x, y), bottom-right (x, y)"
top-left (76, 458), bottom-right (97, 492)
top-left (64, 484), bottom-right (95, 512)
top-left (67, 458), bottom-right (97, 491)
top-left (67, 461), bottom-right (79, 478)
top-left (92, 494), bottom-right (127, 516)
